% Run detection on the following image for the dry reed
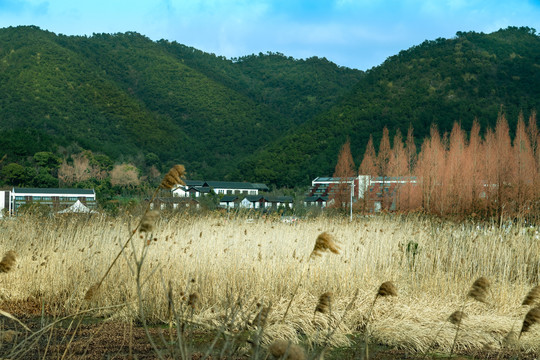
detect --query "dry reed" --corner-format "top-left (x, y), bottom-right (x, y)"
top-left (520, 306), bottom-right (540, 337)
top-left (522, 285), bottom-right (540, 306)
top-left (0, 250), bottom-right (17, 273)
top-left (310, 232), bottom-right (341, 258)
top-left (3, 213), bottom-right (540, 355)
top-left (315, 292), bottom-right (333, 315)
top-left (448, 311), bottom-right (466, 326)
top-left (160, 164), bottom-right (186, 189)
top-left (268, 339), bottom-right (306, 360)
top-left (468, 276), bottom-right (490, 304)
top-left (377, 281), bottom-right (397, 297)
top-left (139, 210), bottom-right (159, 233)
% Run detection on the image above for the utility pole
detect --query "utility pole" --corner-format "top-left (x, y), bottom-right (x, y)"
top-left (350, 177), bottom-right (354, 222)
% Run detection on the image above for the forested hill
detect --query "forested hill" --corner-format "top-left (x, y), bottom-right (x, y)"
top-left (236, 27), bottom-right (540, 186)
top-left (1, 26), bottom-right (540, 189)
top-left (0, 25), bottom-right (362, 181)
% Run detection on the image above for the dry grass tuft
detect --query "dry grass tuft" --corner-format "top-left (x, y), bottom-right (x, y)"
top-left (84, 283), bottom-right (100, 301)
top-left (467, 276), bottom-right (490, 303)
top-left (448, 311), bottom-right (466, 325)
top-left (139, 210), bottom-right (160, 233)
top-left (520, 306), bottom-right (540, 337)
top-left (160, 164), bottom-right (186, 189)
top-left (377, 281), bottom-right (398, 297)
top-left (522, 285), bottom-right (540, 306)
top-left (315, 292), bottom-right (333, 315)
top-left (0, 250), bottom-right (17, 273)
top-left (268, 339), bottom-right (306, 360)
top-left (310, 232), bottom-right (341, 258)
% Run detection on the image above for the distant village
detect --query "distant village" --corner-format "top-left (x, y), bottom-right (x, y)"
top-left (0, 175), bottom-right (411, 216)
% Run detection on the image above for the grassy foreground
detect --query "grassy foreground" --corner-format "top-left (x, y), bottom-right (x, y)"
top-left (0, 211), bottom-right (539, 358)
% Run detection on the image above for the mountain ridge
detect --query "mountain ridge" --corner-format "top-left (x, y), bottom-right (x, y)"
top-left (0, 26), bottom-right (539, 188)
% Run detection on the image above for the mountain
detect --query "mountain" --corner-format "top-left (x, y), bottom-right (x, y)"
top-left (1, 26), bottom-right (539, 188)
top-left (0, 25), bottom-right (362, 181)
top-left (237, 27), bottom-right (540, 186)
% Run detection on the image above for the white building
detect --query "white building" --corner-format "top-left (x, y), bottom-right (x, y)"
top-left (172, 180), bottom-right (268, 197)
top-left (0, 188), bottom-right (97, 215)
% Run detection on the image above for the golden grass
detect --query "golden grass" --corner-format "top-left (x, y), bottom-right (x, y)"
top-left (0, 213), bottom-right (539, 353)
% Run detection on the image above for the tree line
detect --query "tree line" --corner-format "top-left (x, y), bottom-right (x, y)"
top-left (333, 112), bottom-right (539, 219)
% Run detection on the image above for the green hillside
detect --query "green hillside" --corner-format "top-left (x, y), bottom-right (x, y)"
top-left (238, 27), bottom-right (540, 187)
top-left (0, 26), bottom-right (362, 182)
top-left (1, 26), bottom-right (539, 189)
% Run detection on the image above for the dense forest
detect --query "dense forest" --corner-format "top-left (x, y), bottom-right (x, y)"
top-left (1, 25), bottom-right (539, 193)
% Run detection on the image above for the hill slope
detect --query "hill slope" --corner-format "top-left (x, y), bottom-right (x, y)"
top-left (0, 26), bottom-right (362, 180)
top-left (1, 26), bottom-right (539, 188)
top-left (237, 27), bottom-right (540, 186)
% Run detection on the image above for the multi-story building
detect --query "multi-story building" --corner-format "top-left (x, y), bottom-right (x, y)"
top-left (0, 187), bottom-right (97, 215)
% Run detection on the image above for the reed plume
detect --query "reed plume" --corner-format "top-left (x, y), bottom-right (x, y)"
top-left (364, 281), bottom-right (398, 359)
top-left (315, 292), bottom-right (333, 315)
top-left (519, 306), bottom-right (540, 338)
top-left (160, 164), bottom-right (186, 189)
top-left (450, 277), bottom-right (490, 356)
top-left (377, 281), bottom-right (398, 297)
top-left (85, 164), bottom-right (185, 300)
top-left (283, 232), bottom-right (340, 322)
top-left (448, 310), bottom-right (466, 326)
top-left (139, 210), bottom-right (159, 233)
top-left (84, 283), bottom-right (100, 301)
top-left (310, 232), bottom-right (341, 258)
top-left (467, 276), bottom-right (490, 304)
top-left (268, 339), bottom-right (306, 360)
top-left (0, 250), bottom-right (16, 273)
top-left (522, 285), bottom-right (540, 306)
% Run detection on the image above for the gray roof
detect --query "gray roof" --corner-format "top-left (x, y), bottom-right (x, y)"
top-left (251, 183), bottom-right (269, 191)
top-left (244, 195), bottom-right (293, 203)
top-left (305, 195), bottom-right (328, 202)
top-left (13, 187), bottom-right (95, 195)
top-left (220, 195), bottom-right (238, 202)
top-left (183, 180), bottom-right (267, 190)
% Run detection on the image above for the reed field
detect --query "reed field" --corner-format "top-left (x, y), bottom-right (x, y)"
top-left (0, 210), bottom-right (539, 358)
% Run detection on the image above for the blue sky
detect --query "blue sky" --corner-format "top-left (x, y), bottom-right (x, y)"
top-left (1, 0), bottom-right (540, 70)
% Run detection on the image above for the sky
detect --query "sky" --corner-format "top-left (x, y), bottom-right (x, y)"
top-left (1, 0), bottom-right (540, 70)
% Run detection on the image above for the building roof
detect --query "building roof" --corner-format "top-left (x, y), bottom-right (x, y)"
top-left (182, 180), bottom-right (267, 190)
top-left (189, 186), bottom-right (211, 193)
top-left (251, 183), bottom-right (269, 191)
top-left (305, 195), bottom-right (328, 202)
top-left (220, 195), bottom-right (238, 202)
top-left (12, 187), bottom-right (95, 195)
top-left (313, 176), bottom-right (358, 183)
top-left (244, 195), bottom-right (293, 203)
top-left (266, 196), bottom-right (293, 203)
top-left (245, 195), bottom-right (264, 202)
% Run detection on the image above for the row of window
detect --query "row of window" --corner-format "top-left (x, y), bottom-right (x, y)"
top-left (214, 190), bottom-right (258, 195)
top-left (14, 196), bottom-right (92, 201)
